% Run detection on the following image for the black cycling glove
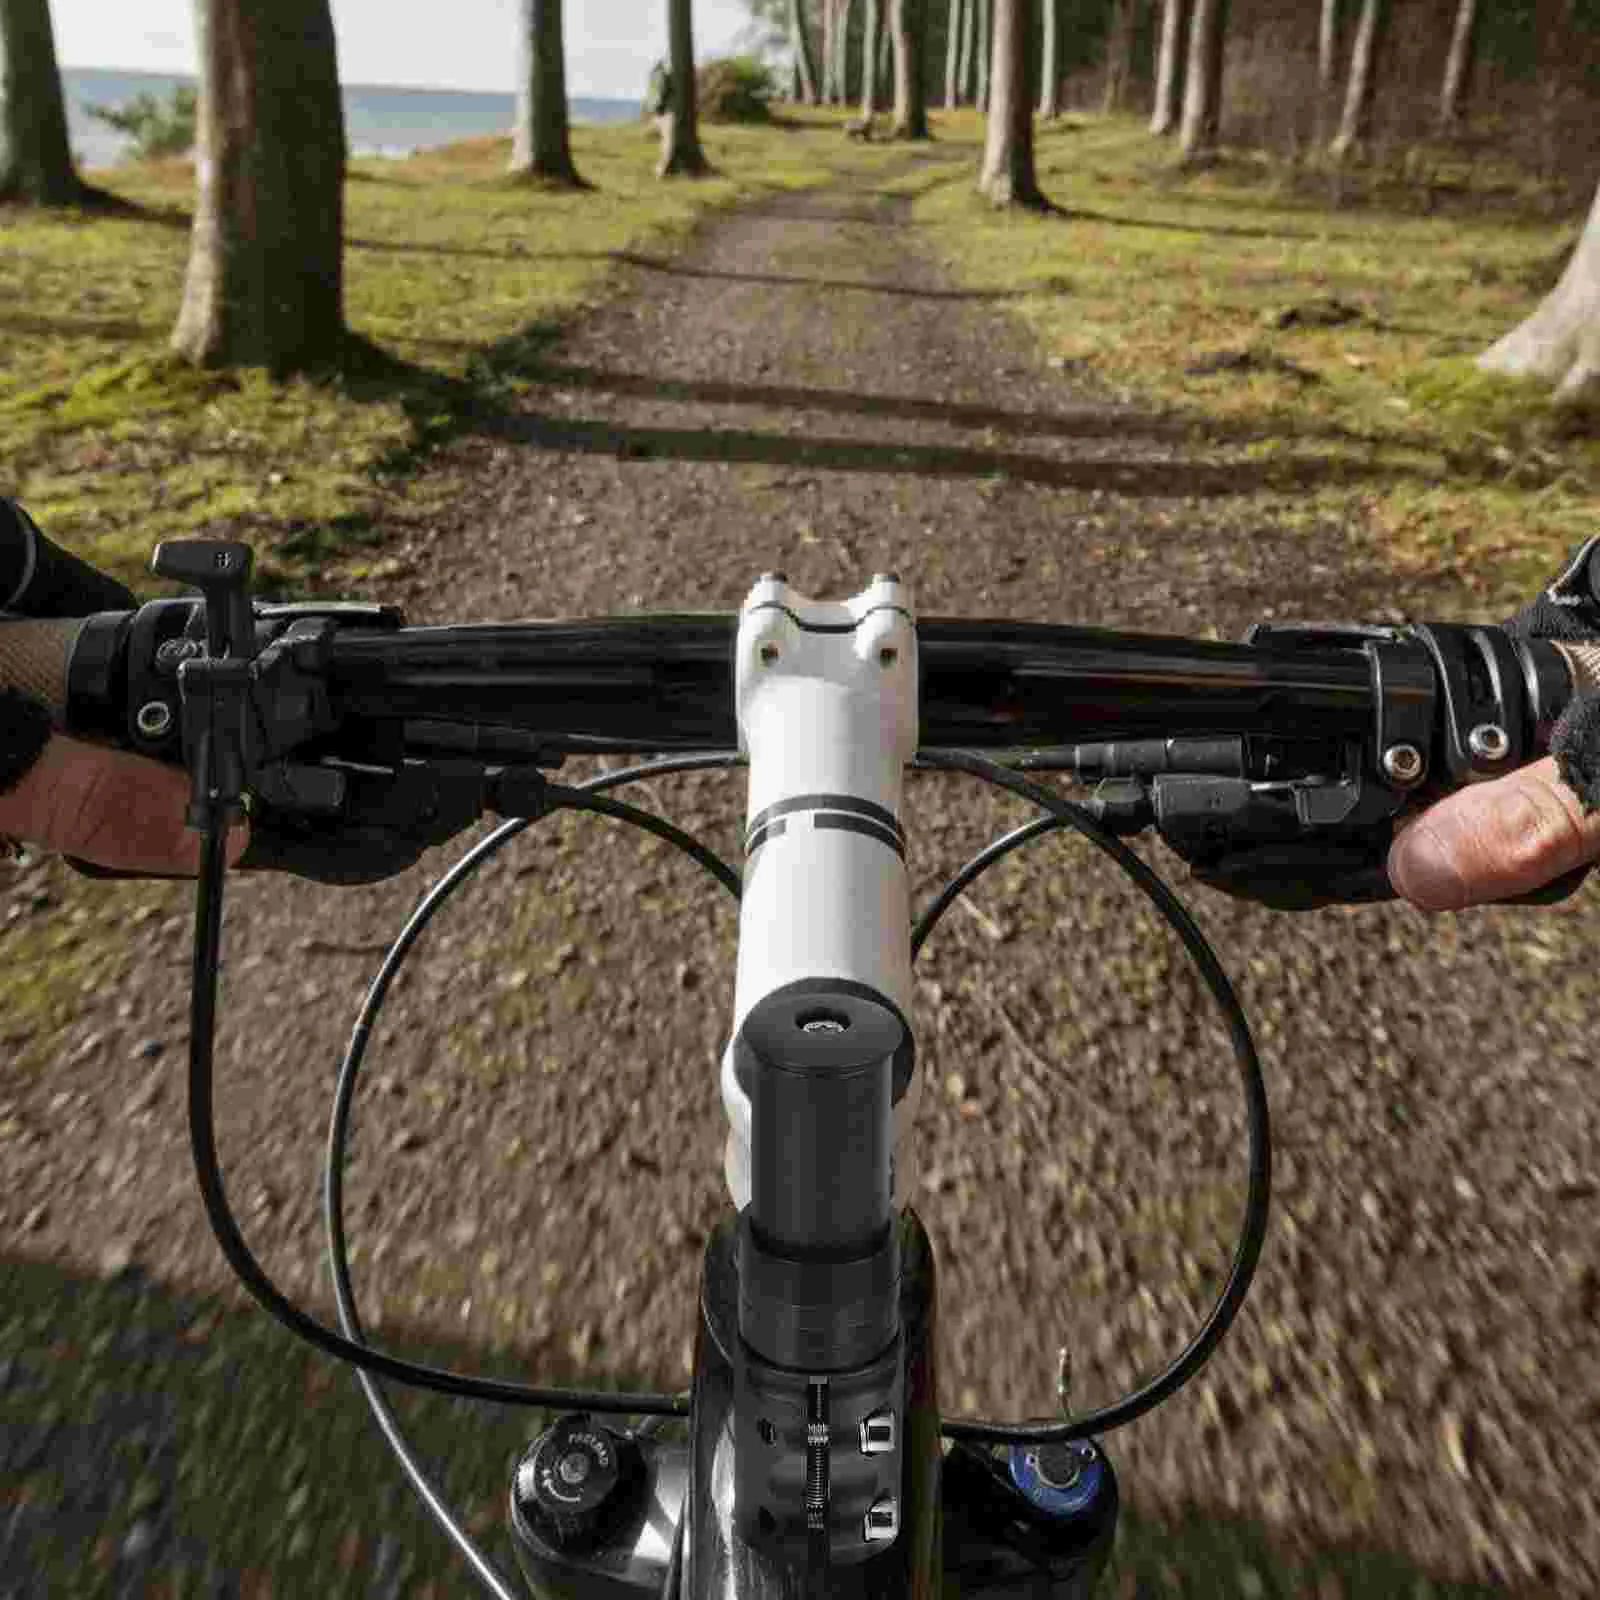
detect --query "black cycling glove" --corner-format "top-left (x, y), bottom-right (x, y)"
top-left (1500, 532), bottom-right (1600, 812)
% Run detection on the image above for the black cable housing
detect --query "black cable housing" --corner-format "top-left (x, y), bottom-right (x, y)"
top-left (183, 761), bottom-right (743, 1417)
top-left (184, 740), bottom-right (1268, 1590)
top-left (912, 750), bottom-right (1271, 1445)
top-left (318, 753), bottom-right (743, 1599)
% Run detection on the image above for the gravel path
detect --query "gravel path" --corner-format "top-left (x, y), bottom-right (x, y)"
top-left (3, 156), bottom-right (1597, 1597)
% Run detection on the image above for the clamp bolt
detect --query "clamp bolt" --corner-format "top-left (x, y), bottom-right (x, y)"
top-left (1468, 723), bottom-right (1510, 763)
top-left (155, 638), bottom-right (202, 673)
top-left (136, 701), bottom-right (174, 739)
top-left (1381, 743), bottom-right (1425, 785)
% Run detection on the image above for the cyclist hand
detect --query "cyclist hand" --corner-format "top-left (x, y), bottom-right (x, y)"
top-left (1387, 751), bottom-right (1600, 911)
top-left (1389, 534), bottom-right (1600, 912)
top-left (0, 730), bottom-right (249, 877)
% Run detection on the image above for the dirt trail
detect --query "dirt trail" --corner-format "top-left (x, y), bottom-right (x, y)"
top-left (3, 162), bottom-right (1598, 1596)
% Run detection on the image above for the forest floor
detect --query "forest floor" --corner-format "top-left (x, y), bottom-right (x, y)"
top-left (3, 116), bottom-right (1599, 1598)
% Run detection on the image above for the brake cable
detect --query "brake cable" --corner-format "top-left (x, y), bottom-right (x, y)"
top-left (184, 745), bottom-right (1267, 1589)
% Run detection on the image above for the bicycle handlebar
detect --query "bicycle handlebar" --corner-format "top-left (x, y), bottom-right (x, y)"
top-left (17, 538), bottom-right (1581, 900)
top-left (6, 534), bottom-right (1597, 1599)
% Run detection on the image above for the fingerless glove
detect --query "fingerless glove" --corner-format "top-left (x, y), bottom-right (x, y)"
top-left (1501, 533), bottom-right (1600, 813)
top-left (0, 687), bottom-right (51, 798)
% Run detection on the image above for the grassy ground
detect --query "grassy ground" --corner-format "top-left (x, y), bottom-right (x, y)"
top-left (902, 111), bottom-right (1598, 603)
top-left (0, 115), bottom-right (905, 597)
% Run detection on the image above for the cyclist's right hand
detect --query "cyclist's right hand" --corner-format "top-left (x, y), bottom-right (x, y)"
top-left (1388, 535), bottom-right (1600, 911)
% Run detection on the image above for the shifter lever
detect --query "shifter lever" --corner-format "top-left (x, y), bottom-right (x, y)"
top-left (152, 541), bottom-right (255, 661)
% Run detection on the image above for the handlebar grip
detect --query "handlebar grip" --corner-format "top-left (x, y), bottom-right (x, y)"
top-left (0, 499), bottom-right (138, 618)
top-left (0, 617), bottom-right (86, 722)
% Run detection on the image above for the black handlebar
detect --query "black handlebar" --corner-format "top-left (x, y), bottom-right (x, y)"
top-left (44, 535), bottom-right (1584, 904)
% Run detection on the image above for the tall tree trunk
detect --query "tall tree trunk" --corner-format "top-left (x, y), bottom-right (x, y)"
top-left (1177, 0), bottom-right (1226, 164)
top-left (976, 0), bottom-right (993, 111)
top-left (836, 0), bottom-right (856, 104)
top-left (0, 0), bottom-right (89, 205)
top-left (821, 0), bottom-right (837, 99)
top-left (891, 0), bottom-right (930, 137)
top-left (979, 0), bottom-right (1047, 205)
top-left (879, 10), bottom-right (893, 101)
top-left (509, 0), bottom-right (582, 185)
top-left (959, 0), bottom-right (977, 101)
top-left (1479, 176), bottom-right (1600, 403)
top-left (1103, 0), bottom-right (1136, 113)
top-left (1314, 0), bottom-right (1340, 145)
top-left (946, 0), bottom-right (965, 107)
top-left (1150, 0), bottom-right (1187, 135)
top-left (789, 0), bottom-right (819, 103)
top-left (1039, 0), bottom-right (1059, 117)
top-left (658, 0), bottom-right (710, 176)
top-left (171, 0), bottom-right (345, 373)
top-left (1329, 0), bottom-right (1385, 164)
top-left (1437, 0), bottom-right (1477, 132)
top-left (862, 0), bottom-right (883, 112)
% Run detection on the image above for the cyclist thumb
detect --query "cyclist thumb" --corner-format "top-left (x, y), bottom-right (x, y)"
top-left (1387, 754), bottom-right (1600, 912)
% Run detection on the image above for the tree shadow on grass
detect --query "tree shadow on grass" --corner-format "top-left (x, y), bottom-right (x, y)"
top-left (0, 1254), bottom-right (1534, 1599)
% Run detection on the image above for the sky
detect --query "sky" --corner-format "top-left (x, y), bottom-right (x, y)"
top-left (50, 0), bottom-right (766, 101)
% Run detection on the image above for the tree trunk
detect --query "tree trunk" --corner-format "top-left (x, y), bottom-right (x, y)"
top-left (1478, 177), bottom-right (1600, 404)
top-left (509, 0), bottom-right (582, 185)
top-left (821, 0), bottom-right (837, 99)
top-left (658, 0), bottom-right (710, 176)
top-left (1039, 0), bottom-right (1059, 117)
top-left (1328, 0), bottom-right (1384, 164)
top-left (1103, 0), bottom-right (1136, 113)
top-left (836, 0), bottom-right (856, 104)
top-left (1314, 0), bottom-right (1340, 145)
top-left (1178, 0), bottom-right (1226, 163)
top-left (891, 0), bottom-right (929, 137)
top-left (946, 0), bottom-right (965, 107)
top-left (1150, 0), bottom-right (1186, 135)
top-left (959, 0), bottom-right (977, 101)
top-left (0, 0), bottom-right (89, 205)
top-left (1437, 0), bottom-right (1476, 133)
top-left (170, 0), bottom-right (345, 374)
top-left (976, 0), bottom-right (993, 111)
top-left (789, 0), bottom-right (819, 103)
top-left (879, 11), bottom-right (892, 101)
top-left (862, 0), bottom-right (883, 112)
top-left (979, 0), bottom-right (1047, 205)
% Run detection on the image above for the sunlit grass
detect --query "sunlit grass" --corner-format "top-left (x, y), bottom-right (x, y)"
top-left (912, 111), bottom-right (1598, 606)
top-left (0, 114), bottom-right (903, 595)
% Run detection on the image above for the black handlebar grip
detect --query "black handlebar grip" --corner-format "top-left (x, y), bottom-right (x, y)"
top-left (0, 498), bottom-right (138, 619)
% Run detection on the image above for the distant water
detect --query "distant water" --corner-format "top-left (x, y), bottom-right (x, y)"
top-left (62, 68), bottom-right (638, 170)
